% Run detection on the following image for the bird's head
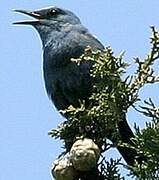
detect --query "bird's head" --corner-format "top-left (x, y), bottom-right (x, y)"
top-left (13, 7), bottom-right (82, 43)
top-left (13, 6), bottom-right (81, 26)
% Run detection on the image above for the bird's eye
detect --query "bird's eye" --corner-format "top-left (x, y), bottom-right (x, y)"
top-left (48, 9), bottom-right (58, 16)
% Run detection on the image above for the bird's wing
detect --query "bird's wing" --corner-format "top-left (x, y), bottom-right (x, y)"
top-left (82, 31), bottom-right (104, 50)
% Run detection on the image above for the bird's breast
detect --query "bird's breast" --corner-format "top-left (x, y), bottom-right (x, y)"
top-left (43, 58), bottom-right (93, 111)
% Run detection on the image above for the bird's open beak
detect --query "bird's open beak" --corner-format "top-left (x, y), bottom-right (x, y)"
top-left (13, 9), bottom-right (44, 25)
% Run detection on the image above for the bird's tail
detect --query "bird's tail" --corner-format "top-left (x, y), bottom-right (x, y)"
top-left (111, 117), bottom-right (137, 166)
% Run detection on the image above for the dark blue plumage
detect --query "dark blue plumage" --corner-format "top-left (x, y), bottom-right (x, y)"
top-left (14, 7), bottom-right (137, 166)
top-left (14, 7), bottom-right (104, 110)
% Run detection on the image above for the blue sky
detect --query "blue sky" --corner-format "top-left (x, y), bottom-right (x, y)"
top-left (1, 1), bottom-right (159, 180)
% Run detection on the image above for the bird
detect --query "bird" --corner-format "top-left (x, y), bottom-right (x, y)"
top-left (13, 6), bottom-right (137, 166)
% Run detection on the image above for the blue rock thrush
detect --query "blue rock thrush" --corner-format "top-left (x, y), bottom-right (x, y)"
top-left (14, 6), bottom-right (137, 165)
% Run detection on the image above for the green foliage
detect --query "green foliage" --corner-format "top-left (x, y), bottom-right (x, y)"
top-left (49, 46), bottom-right (131, 152)
top-left (130, 26), bottom-right (159, 101)
top-left (128, 99), bottom-right (159, 179)
top-left (127, 26), bottom-right (159, 179)
top-left (49, 26), bottom-right (159, 179)
top-left (98, 157), bottom-right (125, 180)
